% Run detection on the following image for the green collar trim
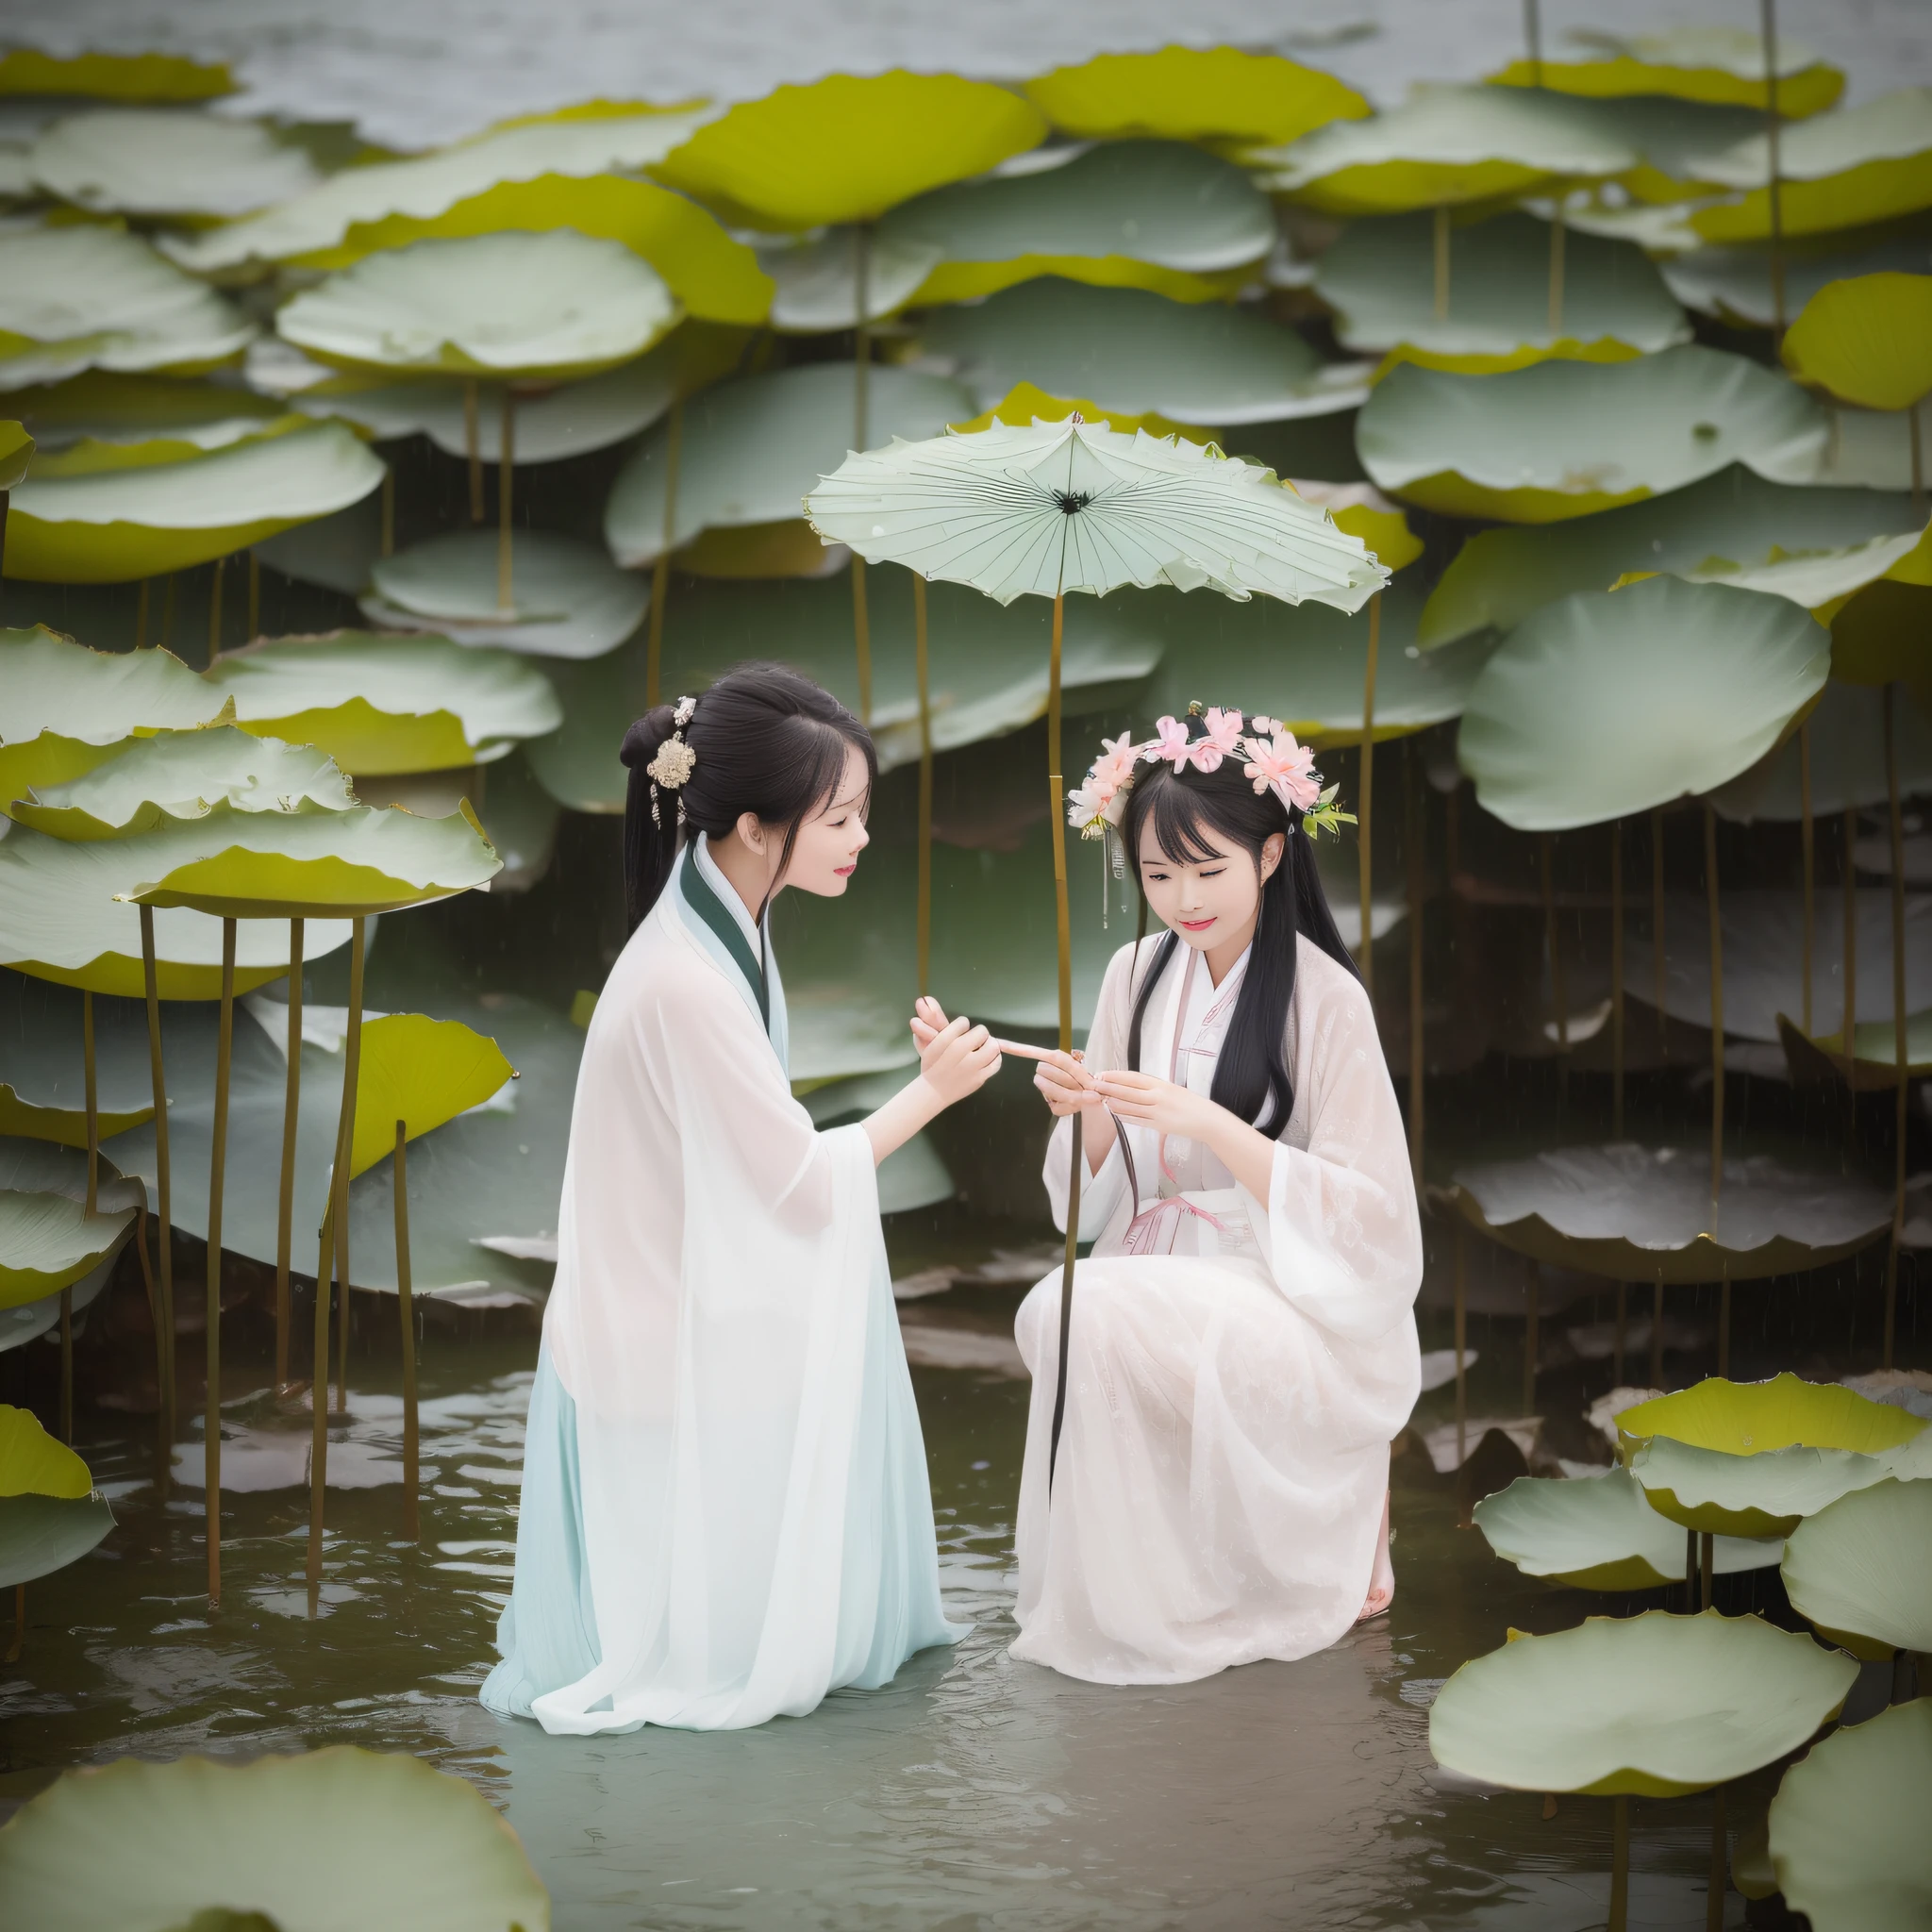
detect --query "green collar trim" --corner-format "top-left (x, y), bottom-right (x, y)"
top-left (678, 849), bottom-right (769, 1031)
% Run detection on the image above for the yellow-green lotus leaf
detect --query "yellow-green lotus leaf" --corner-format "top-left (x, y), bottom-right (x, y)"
top-left (348, 1014), bottom-right (514, 1180)
top-left (1458, 576), bottom-right (1828, 831)
top-left (907, 276), bottom-right (1366, 426)
top-left (8, 372), bottom-right (289, 474)
top-left (1665, 231), bottom-right (1932, 331)
top-left (30, 108), bottom-right (323, 219)
top-left (1359, 346), bottom-right (1827, 523)
top-left (206, 632), bottom-right (561, 774)
top-left (3, 423), bottom-right (385, 584)
top-left (0, 1491), bottom-right (115, 1591)
top-left (1790, 1008), bottom-right (1932, 1081)
top-left (1307, 489), bottom-right (1424, 572)
top-left (0, 972), bottom-right (158, 1147)
top-left (1770, 1699), bottom-right (1932, 1932)
top-left (1316, 210), bottom-right (1689, 375)
top-left (1783, 271), bottom-right (1932, 411)
top-left (1781, 1477), bottom-right (1932, 1658)
top-left (1248, 83), bottom-right (1636, 216)
top-left (0, 1747), bottom-right (552, 1932)
top-left (0, 1189), bottom-right (135, 1311)
top-left (0, 224), bottom-right (255, 391)
top-left (0, 1401), bottom-right (92, 1497)
top-left (878, 140), bottom-right (1274, 308)
top-left (944, 382), bottom-right (1212, 445)
top-left (1488, 27), bottom-right (1843, 117)
top-left (1474, 1468), bottom-right (1780, 1591)
top-left (1428, 1609), bottom-right (1857, 1797)
top-left (650, 72), bottom-right (1045, 230)
top-left (0, 422), bottom-right (31, 491)
top-left (0, 49), bottom-right (229, 103)
top-left (1629, 1433), bottom-right (1903, 1540)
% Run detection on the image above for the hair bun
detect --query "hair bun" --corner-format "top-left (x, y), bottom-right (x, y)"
top-left (620, 707), bottom-right (675, 771)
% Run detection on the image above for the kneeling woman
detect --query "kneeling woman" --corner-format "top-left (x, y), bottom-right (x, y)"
top-left (484, 664), bottom-right (999, 1733)
top-left (1020, 707), bottom-right (1421, 1685)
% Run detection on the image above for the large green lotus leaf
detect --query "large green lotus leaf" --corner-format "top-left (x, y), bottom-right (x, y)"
top-left (1782, 1478), bottom-right (1932, 1657)
top-left (0, 422), bottom-right (30, 491)
top-left (1713, 680), bottom-right (1932, 822)
top-left (0, 224), bottom-right (255, 391)
top-left (1316, 210), bottom-right (1689, 374)
top-left (1427, 1609), bottom-right (1857, 1797)
top-left (1685, 88), bottom-right (1932, 243)
top-left (605, 362), bottom-right (974, 567)
top-left (0, 1400), bottom-right (92, 1497)
top-left (0, 1187), bottom-right (134, 1309)
top-left (1629, 1433), bottom-right (1903, 1540)
top-left (1248, 84), bottom-right (1637, 216)
top-left (753, 226), bottom-right (948, 333)
top-left (1545, 94), bottom-right (1790, 206)
top-left (1359, 347), bottom-right (1828, 523)
top-left (1474, 1467), bottom-right (1779, 1591)
top-left (650, 72), bottom-right (1045, 231)
top-left (525, 571), bottom-right (1164, 810)
top-left (12, 725), bottom-right (354, 841)
top-left (4, 422), bottom-right (385, 583)
top-left (1457, 576), bottom-right (1828, 831)
top-left (347, 1013), bottom-right (513, 1180)
top-left (876, 140), bottom-right (1276, 307)
top-left (1453, 1145), bottom-right (1892, 1285)
top-left (0, 1746), bottom-right (551, 1932)
top-left (0, 48), bottom-right (231, 104)
top-left (205, 632), bottom-right (562, 774)
top-left (906, 277), bottom-right (1368, 426)
top-left (0, 969), bottom-right (156, 1144)
top-left (1487, 27), bottom-right (1843, 116)
top-left (0, 1491), bottom-right (114, 1589)
top-left (30, 108), bottom-right (322, 218)
top-left (1024, 46), bottom-right (1368, 151)
top-left (8, 371), bottom-right (289, 473)
top-left (361, 530), bottom-right (646, 659)
top-left (0, 1141), bottom-right (136, 1349)
top-left (1770, 1699), bottom-right (1932, 1932)
top-left (1665, 230), bottom-right (1932, 330)
top-left (1423, 470), bottom-right (1925, 649)
top-left (1782, 272), bottom-right (1932, 412)
top-left (1620, 1373), bottom-right (1925, 1460)
top-left (1751, 397), bottom-right (1932, 495)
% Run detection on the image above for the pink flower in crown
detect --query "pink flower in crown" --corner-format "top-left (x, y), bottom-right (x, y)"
top-left (1242, 728), bottom-right (1322, 812)
top-left (1191, 707), bottom-right (1244, 772)
top-left (1146, 715), bottom-right (1193, 768)
top-left (1092, 731), bottom-right (1141, 791)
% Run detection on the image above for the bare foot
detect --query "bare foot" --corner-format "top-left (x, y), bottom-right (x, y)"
top-left (1357, 1490), bottom-right (1394, 1623)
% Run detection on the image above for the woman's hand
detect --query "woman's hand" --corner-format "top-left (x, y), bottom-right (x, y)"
top-left (1092, 1070), bottom-right (1224, 1143)
top-left (912, 1007), bottom-right (1003, 1109)
top-left (1032, 1048), bottom-right (1100, 1119)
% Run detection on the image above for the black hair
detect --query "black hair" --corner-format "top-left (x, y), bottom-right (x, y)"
top-left (619, 660), bottom-right (876, 930)
top-left (1121, 711), bottom-right (1361, 1140)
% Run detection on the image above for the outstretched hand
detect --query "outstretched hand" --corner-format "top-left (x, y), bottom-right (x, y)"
top-left (908, 997), bottom-right (1002, 1108)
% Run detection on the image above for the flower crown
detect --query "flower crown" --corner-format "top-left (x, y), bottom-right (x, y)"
top-left (1066, 703), bottom-right (1354, 843)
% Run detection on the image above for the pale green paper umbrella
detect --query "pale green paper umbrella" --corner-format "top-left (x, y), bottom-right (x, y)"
top-left (807, 413), bottom-right (1385, 1483)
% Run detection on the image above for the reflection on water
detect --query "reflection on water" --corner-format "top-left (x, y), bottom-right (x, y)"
top-left (3, 1321), bottom-right (1748, 1928)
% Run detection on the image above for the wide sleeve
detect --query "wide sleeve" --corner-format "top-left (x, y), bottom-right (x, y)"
top-left (1250, 956), bottom-right (1423, 1348)
top-left (1041, 939), bottom-right (1152, 1238)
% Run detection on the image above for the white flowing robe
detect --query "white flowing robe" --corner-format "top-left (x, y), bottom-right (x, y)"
top-left (485, 837), bottom-right (959, 1733)
top-left (1013, 933), bottom-right (1423, 1686)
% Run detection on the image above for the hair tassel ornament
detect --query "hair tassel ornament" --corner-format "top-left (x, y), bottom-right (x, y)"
top-left (647, 694), bottom-right (698, 827)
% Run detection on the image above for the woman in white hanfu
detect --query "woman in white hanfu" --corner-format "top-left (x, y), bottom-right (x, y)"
top-left (483, 664), bottom-right (999, 1733)
top-left (1011, 705), bottom-right (1419, 1687)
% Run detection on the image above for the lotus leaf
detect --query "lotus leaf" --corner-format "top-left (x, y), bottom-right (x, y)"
top-left (1487, 27), bottom-right (1841, 115)
top-left (277, 231), bottom-right (680, 382)
top-left (650, 72), bottom-right (1045, 231)
top-left (0, 1491), bottom-right (115, 1591)
top-left (0, 1745), bottom-right (552, 1932)
top-left (0, 48), bottom-right (228, 103)
top-left (470, 753), bottom-right (560, 894)
top-left (361, 530), bottom-right (646, 659)
top-left (1452, 1145), bottom-right (1892, 1284)
top-left (249, 493), bottom-right (382, 595)
top-left (1619, 1374), bottom-right (1924, 1461)
top-left (1687, 88), bottom-right (1932, 242)
top-left (9, 371), bottom-right (288, 470)
top-left (605, 362), bottom-right (974, 567)
top-left (1292, 484), bottom-right (1424, 573)
top-left (1457, 577), bottom-right (1827, 831)
top-left (1664, 231), bottom-right (1932, 330)
top-left (1358, 347), bottom-right (1827, 522)
top-left (347, 1014), bottom-right (513, 1179)
top-left (1754, 397), bottom-right (1932, 493)
top-left (0, 1187), bottom-right (134, 1309)
top-left (1782, 272), bottom-right (1932, 412)
top-left (30, 108), bottom-right (323, 218)
top-left (12, 725), bottom-right (354, 841)
top-left (1770, 1698), bottom-right (1932, 1932)
top-left (4, 422), bottom-right (385, 582)
top-left (1629, 1433), bottom-right (1906, 1540)
top-left (1787, 1008), bottom-right (1932, 1084)
top-left (1024, 47), bottom-right (1367, 150)
top-left (1315, 211), bottom-right (1689, 375)
top-left (205, 632), bottom-right (562, 774)
top-left (1422, 469), bottom-right (1925, 649)
top-left (1248, 84), bottom-right (1636, 216)
top-left (1782, 1478), bottom-right (1932, 1658)
top-left (943, 383), bottom-right (1211, 446)
top-left (0, 1141), bottom-right (134, 1350)
top-left (1713, 682), bottom-right (1932, 822)
top-left (0, 1401), bottom-right (91, 1497)
top-left (875, 140), bottom-right (1276, 307)
top-left (0, 224), bottom-right (255, 391)
top-left (0, 970), bottom-right (155, 1144)
top-left (1428, 1609), bottom-right (1857, 1797)
top-left (1474, 1467), bottom-right (1780, 1591)
top-left (753, 225), bottom-right (946, 333)
top-left (907, 277), bottom-right (1368, 426)
top-left (1624, 888), bottom-right (1932, 1041)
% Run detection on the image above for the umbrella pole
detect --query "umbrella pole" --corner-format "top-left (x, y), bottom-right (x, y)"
top-left (1705, 806), bottom-right (1724, 1206)
top-left (496, 391), bottom-right (516, 613)
top-left (1885, 685), bottom-right (1907, 1369)
top-left (1608, 1794), bottom-right (1629, 1932)
top-left (275, 919), bottom-right (305, 1392)
top-left (335, 922), bottom-right (368, 1415)
top-left (1611, 821), bottom-right (1625, 1139)
top-left (1046, 589), bottom-right (1082, 1487)
top-left (395, 1121), bottom-right (418, 1541)
top-left (645, 399), bottom-right (684, 711)
top-left (139, 907), bottom-right (175, 1436)
top-left (1652, 807), bottom-right (1668, 1064)
top-left (206, 917), bottom-right (237, 1611)
top-left (1761, 0), bottom-right (1787, 338)
top-left (1358, 594), bottom-right (1381, 999)
top-left (1407, 741), bottom-right (1424, 1182)
top-left (915, 573), bottom-right (933, 996)
top-left (464, 380), bottom-right (483, 524)
top-left (1800, 721), bottom-right (1815, 1035)
top-left (851, 225), bottom-right (874, 724)
top-left (1454, 1220), bottom-right (1467, 1464)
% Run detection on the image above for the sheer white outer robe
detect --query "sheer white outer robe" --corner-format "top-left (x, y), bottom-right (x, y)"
top-left (483, 837), bottom-right (959, 1733)
top-left (1013, 932), bottom-right (1422, 1686)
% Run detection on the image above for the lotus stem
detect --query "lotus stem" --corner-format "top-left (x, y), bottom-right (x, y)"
top-left (1613, 1281), bottom-right (1627, 1385)
top-left (58, 1289), bottom-right (72, 1446)
top-left (1705, 805), bottom-right (1724, 1206)
top-left (0, 490), bottom-right (6, 619)
top-left (1885, 685), bottom-right (1907, 1369)
top-left (1407, 742), bottom-right (1425, 1183)
top-left (1608, 1793), bottom-right (1629, 1932)
top-left (915, 573), bottom-right (933, 997)
top-left (207, 555), bottom-right (224, 667)
top-left (5, 1583), bottom-right (22, 1665)
top-left (1540, 833), bottom-right (1568, 1110)
top-left (464, 379), bottom-right (484, 523)
top-left (1523, 1268), bottom-right (1539, 1415)
top-left (1800, 722), bottom-right (1815, 1035)
top-left (1523, 0), bottom-right (1542, 82)
top-left (1685, 1527), bottom-right (1698, 1611)
top-left (1546, 208), bottom-right (1564, 338)
top-left (1718, 1266), bottom-right (1732, 1380)
top-left (1432, 207), bottom-right (1450, 322)
top-left (247, 549), bottom-right (259, 641)
top-left (60, 987), bottom-right (101, 1444)
top-left (1454, 1222), bottom-right (1468, 1465)
top-left (336, 922), bottom-right (368, 1412)
top-left (645, 399), bottom-right (684, 711)
top-left (160, 572), bottom-right (176, 653)
top-left (139, 906), bottom-right (175, 1436)
top-left (1701, 1529), bottom-right (1715, 1611)
top-left (275, 920), bottom-right (305, 1392)
top-left (1358, 593), bottom-right (1380, 999)
top-left (1910, 407), bottom-right (1924, 520)
top-left (135, 578), bottom-right (149, 649)
top-left (1611, 821), bottom-right (1624, 1140)
top-left (1651, 1276), bottom-right (1666, 1390)
top-left (1761, 0), bottom-right (1786, 337)
top-left (1843, 806), bottom-right (1858, 1112)
top-left (379, 465), bottom-right (394, 558)
top-left (1652, 807), bottom-right (1668, 1064)
top-left (206, 917), bottom-right (237, 1609)
top-left (1707, 1784), bottom-right (1727, 1931)
top-left (496, 390), bottom-right (516, 612)
top-left (1047, 587), bottom-right (1081, 1489)
top-left (133, 1202), bottom-right (164, 1478)
top-left (307, 1190), bottom-right (334, 1612)
top-left (394, 1121), bottom-right (418, 1543)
